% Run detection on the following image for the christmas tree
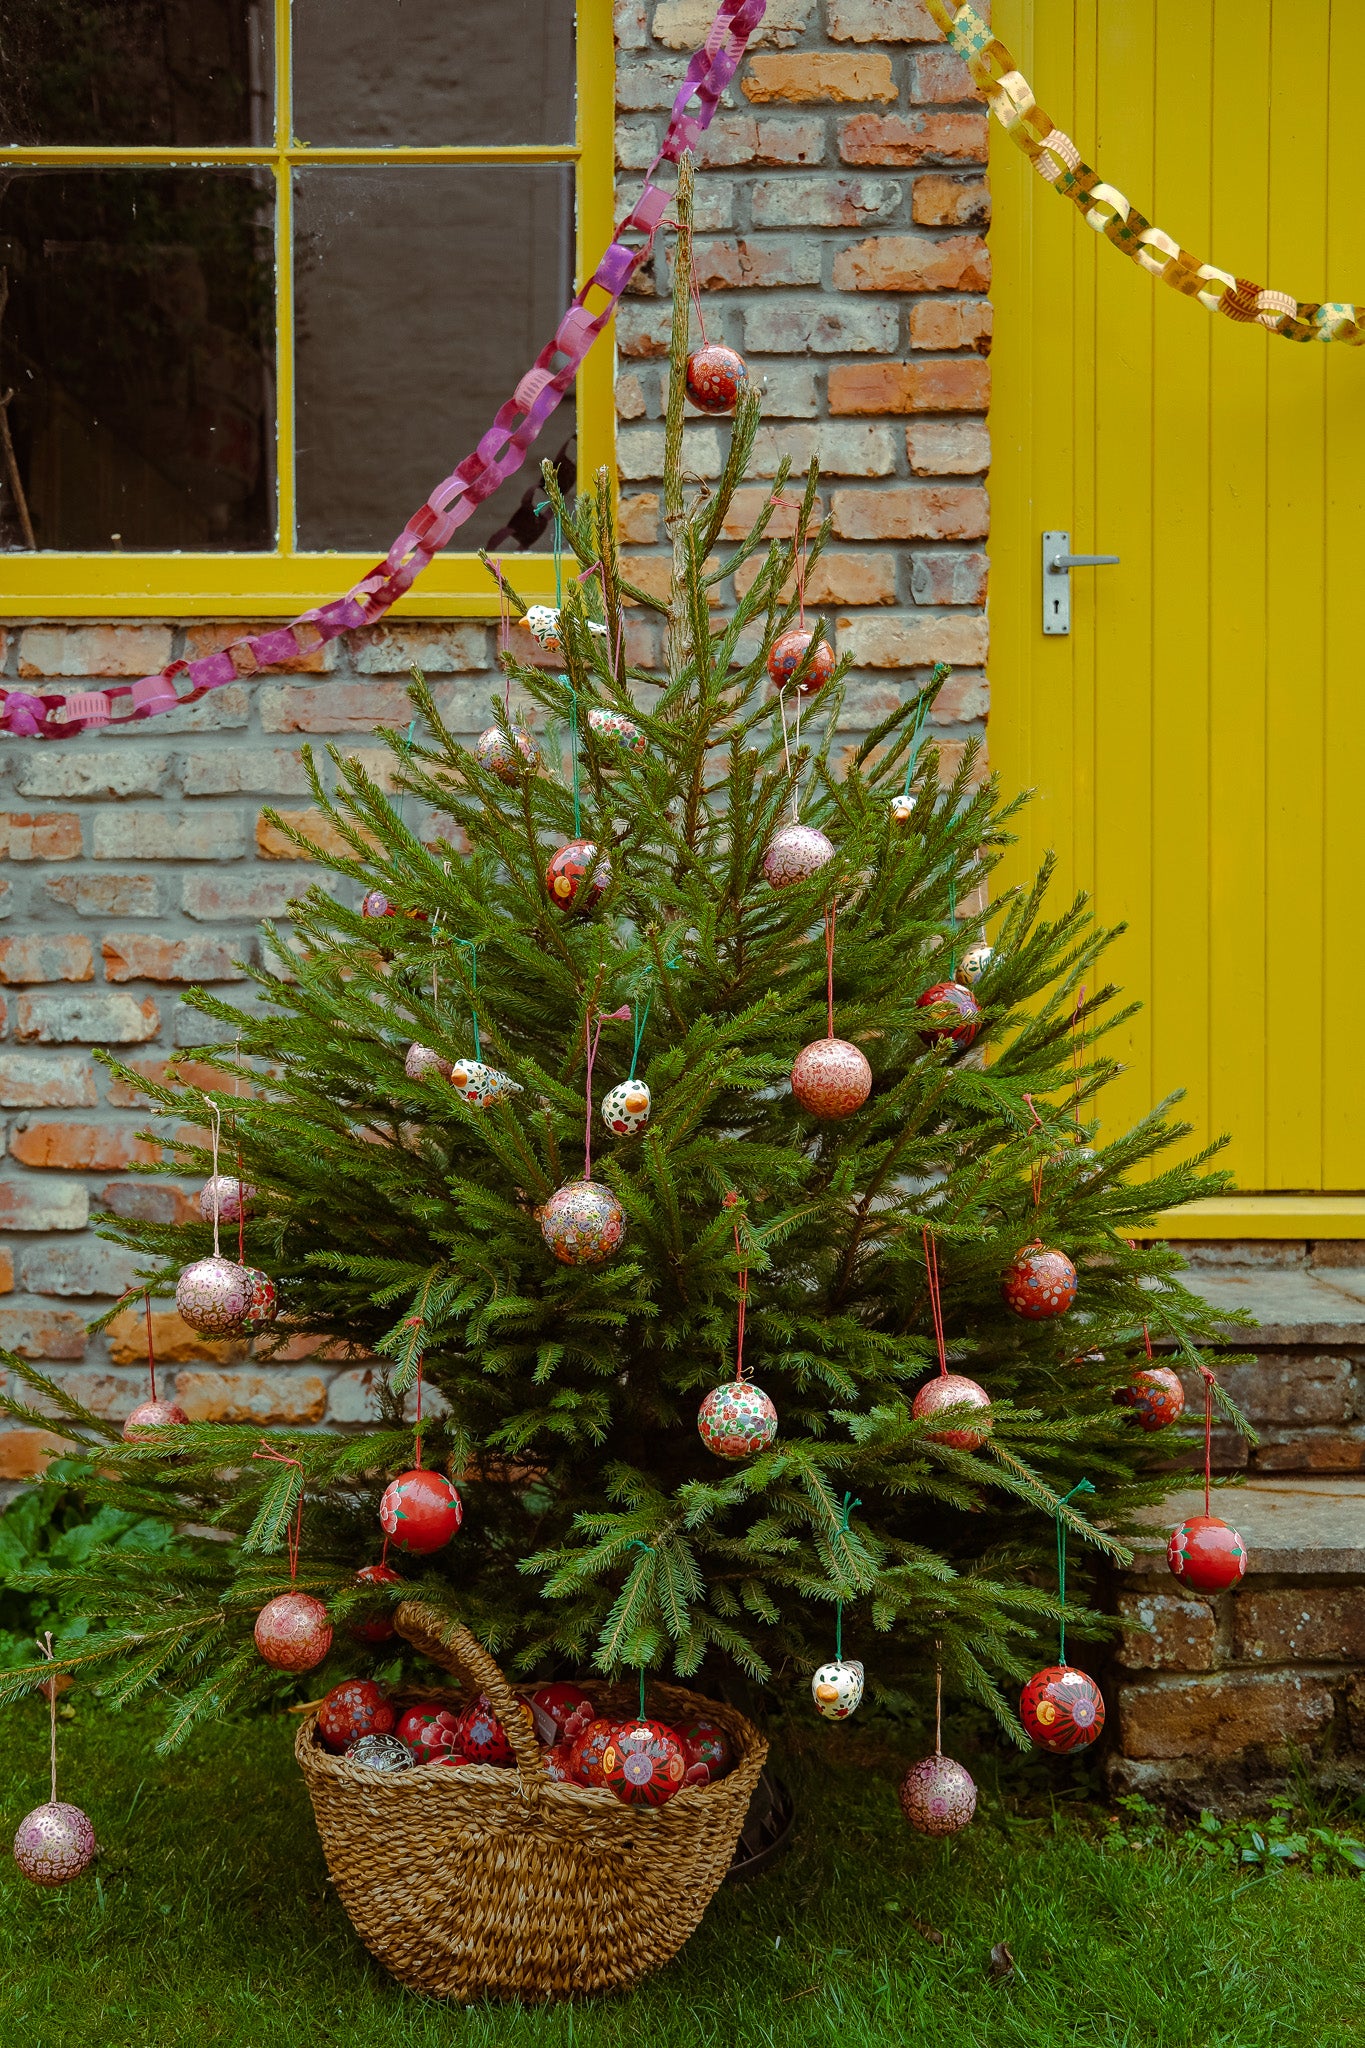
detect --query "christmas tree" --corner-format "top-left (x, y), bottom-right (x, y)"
top-left (0, 167), bottom-right (1242, 1754)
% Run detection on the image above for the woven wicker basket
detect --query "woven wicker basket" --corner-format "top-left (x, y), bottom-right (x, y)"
top-left (295, 1600), bottom-right (768, 2002)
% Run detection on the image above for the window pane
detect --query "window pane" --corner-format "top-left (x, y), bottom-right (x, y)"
top-left (293, 166), bottom-right (573, 553)
top-left (0, 0), bottom-right (271, 147)
top-left (0, 170), bottom-right (276, 550)
top-left (292, 0), bottom-right (574, 148)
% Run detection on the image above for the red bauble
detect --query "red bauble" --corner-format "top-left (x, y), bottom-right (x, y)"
top-left (899, 1754), bottom-right (977, 1836)
top-left (378, 1468), bottom-right (463, 1555)
top-left (685, 342), bottom-right (749, 414)
top-left (569, 1716), bottom-right (619, 1787)
top-left (545, 838), bottom-right (612, 912)
top-left (791, 1037), bottom-right (872, 1119)
top-left (767, 627), bottom-right (836, 697)
top-left (1115, 1366), bottom-right (1186, 1432)
top-left (1019, 1664), bottom-right (1106, 1752)
top-left (912, 1372), bottom-right (992, 1451)
top-left (254, 1591), bottom-right (333, 1673)
top-left (916, 980), bottom-right (981, 1049)
top-left (601, 1719), bottom-right (687, 1807)
top-left (351, 1561), bottom-right (403, 1643)
top-left (453, 1693), bottom-right (515, 1765)
top-left (1167, 1514), bottom-right (1247, 1594)
top-left (318, 1679), bottom-right (395, 1753)
top-left (122, 1398), bottom-right (189, 1441)
top-left (530, 1682), bottom-right (596, 1746)
top-left (1001, 1243), bottom-right (1078, 1319)
top-left (676, 1716), bottom-right (734, 1785)
top-left (396, 1703), bottom-right (463, 1764)
top-left (542, 1742), bottom-right (577, 1782)
top-left (433, 1751), bottom-right (470, 1767)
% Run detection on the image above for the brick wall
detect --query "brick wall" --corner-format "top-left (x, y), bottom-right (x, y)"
top-left (0, 0), bottom-right (990, 1487)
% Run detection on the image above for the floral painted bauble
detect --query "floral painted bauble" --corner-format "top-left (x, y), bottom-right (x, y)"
top-left (448, 1056), bottom-right (522, 1109)
top-left (602, 1078), bottom-right (651, 1137)
top-left (1001, 1244), bottom-right (1078, 1319)
top-left (475, 723), bottom-right (542, 785)
top-left (361, 888), bottom-right (396, 919)
top-left (396, 1703), bottom-right (463, 1764)
top-left (912, 1373), bottom-right (992, 1451)
top-left (540, 1180), bottom-right (626, 1265)
top-left (523, 603), bottom-right (565, 653)
top-left (587, 705), bottom-right (647, 759)
top-left (1019, 1664), bottom-right (1106, 1753)
top-left (697, 1379), bottom-right (778, 1459)
top-left (1115, 1366), bottom-right (1186, 1432)
top-left (198, 1174), bottom-right (252, 1225)
top-left (569, 1716), bottom-right (619, 1787)
top-left (546, 838), bottom-right (612, 913)
top-left (122, 1397), bottom-right (189, 1441)
top-left (254, 1591), bottom-right (333, 1673)
top-left (767, 627), bottom-right (835, 697)
top-left (542, 1742), bottom-right (577, 1782)
top-left (405, 1042), bottom-right (454, 1083)
top-left (811, 1659), bottom-right (865, 1721)
top-left (685, 342), bottom-right (749, 415)
top-left (175, 1254), bottom-right (251, 1336)
top-left (677, 1716), bottom-right (734, 1784)
top-left (240, 1265), bottom-right (278, 1336)
top-left (318, 1680), bottom-right (395, 1753)
top-left (453, 1693), bottom-right (515, 1766)
top-left (889, 794), bottom-right (916, 827)
top-left (1167, 1514), bottom-right (1247, 1594)
top-left (347, 1733), bottom-right (415, 1772)
top-left (791, 1037), bottom-right (872, 1120)
top-left (915, 980), bottom-right (981, 1049)
top-left (13, 1802), bottom-right (96, 1887)
top-left (899, 1754), bottom-right (977, 1836)
top-left (763, 822), bottom-right (835, 890)
top-left (530, 1683), bottom-right (597, 1746)
top-left (433, 1750), bottom-right (470, 1768)
top-left (351, 1561), bottom-right (403, 1644)
top-left (379, 1468), bottom-right (464, 1555)
top-left (602, 1719), bottom-right (687, 1807)
top-left (960, 943), bottom-right (993, 986)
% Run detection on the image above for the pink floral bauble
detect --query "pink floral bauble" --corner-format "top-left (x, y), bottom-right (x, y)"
top-left (240, 1265), bottom-right (278, 1336)
top-left (378, 1468), bottom-right (464, 1554)
top-left (254, 1591), bottom-right (333, 1673)
top-left (697, 1379), bottom-right (778, 1459)
top-left (198, 1174), bottom-right (252, 1225)
top-left (13, 1801), bottom-right (97, 1886)
top-left (122, 1398), bottom-right (189, 1442)
top-left (1114, 1365), bottom-right (1186, 1432)
top-left (899, 1754), bottom-right (977, 1836)
top-left (540, 1180), bottom-right (626, 1265)
top-left (763, 822), bottom-right (835, 890)
top-left (175, 1254), bottom-right (251, 1336)
top-left (767, 627), bottom-right (835, 697)
top-left (475, 723), bottom-right (542, 784)
top-left (587, 705), bottom-right (647, 758)
top-left (912, 1373), bottom-right (992, 1451)
top-left (791, 1037), bottom-right (872, 1119)
top-left (1001, 1244), bottom-right (1078, 1319)
top-left (1167, 1514), bottom-right (1247, 1594)
top-left (684, 342), bottom-right (749, 414)
top-left (405, 1042), bottom-right (454, 1082)
top-left (396, 1703), bottom-right (463, 1764)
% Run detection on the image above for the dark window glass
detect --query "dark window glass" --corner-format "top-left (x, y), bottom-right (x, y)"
top-left (292, 0), bottom-right (574, 148)
top-left (0, 1), bottom-right (271, 147)
top-left (0, 170), bottom-right (276, 550)
top-left (292, 165), bottom-right (573, 553)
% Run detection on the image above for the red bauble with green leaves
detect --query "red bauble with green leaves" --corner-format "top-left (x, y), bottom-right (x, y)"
top-left (378, 1468), bottom-right (463, 1555)
top-left (601, 1719), bottom-right (687, 1807)
top-left (1019, 1664), bottom-right (1105, 1752)
top-left (318, 1679), bottom-right (395, 1753)
top-left (396, 1703), bottom-right (463, 1764)
top-left (916, 980), bottom-right (981, 1049)
top-left (1167, 1514), bottom-right (1246, 1594)
top-left (351, 1561), bottom-right (403, 1643)
top-left (1001, 1243), bottom-right (1078, 1319)
top-left (676, 1716), bottom-right (734, 1785)
top-left (1115, 1366), bottom-right (1185, 1432)
top-left (530, 1682), bottom-right (596, 1746)
top-left (453, 1693), bottom-right (515, 1766)
top-left (568, 1716), bottom-right (618, 1787)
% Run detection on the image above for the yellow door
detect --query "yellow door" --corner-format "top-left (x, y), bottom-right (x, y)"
top-left (990, 0), bottom-right (1365, 1225)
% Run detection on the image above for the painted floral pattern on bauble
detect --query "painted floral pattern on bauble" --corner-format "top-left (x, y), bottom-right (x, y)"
top-left (1167, 1514), bottom-right (1246, 1593)
top-left (810, 1659), bottom-right (864, 1720)
top-left (587, 706), bottom-right (647, 757)
top-left (899, 1754), bottom-right (977, 1835)
top-left (763, 822), bottom-right (834, 890)
top-left (1115, 1366), bottom-right (1185, 1431)
top-left (697, 1379), bottom-right (778, 1459)
top-left (540, 1181), bottom-right (626, 1265)
top-left (12, 1802), bottom-right (97, 1886)
top-left (791, 1037), bottom-right (872, 1119)
top-left (601, 1719), bottom-right (686, 1806)
top-left (1001, 1244), bottom-right (1078, 1319)
top-left (1019, 1664), bottom-right (1105, 1752)
top-left (601, 1079), bottom-right (651, 1136)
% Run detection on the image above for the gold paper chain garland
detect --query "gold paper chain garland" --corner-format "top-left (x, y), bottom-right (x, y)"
top-left (925, 0), bottom-right (1365, 344)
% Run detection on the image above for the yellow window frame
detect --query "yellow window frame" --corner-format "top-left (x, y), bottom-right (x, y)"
top-left (0, 0), bottom-right (616, 619)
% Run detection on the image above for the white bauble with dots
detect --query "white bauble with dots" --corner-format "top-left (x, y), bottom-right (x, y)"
top-left (811, 1659), bottom-right (865, 1720)
top-left (601, 1079), bottom-right (651, 1137)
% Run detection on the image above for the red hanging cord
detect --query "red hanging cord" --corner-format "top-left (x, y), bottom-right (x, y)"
top-left (724, 1192), bottom-right (748, 1382)
top-left (825, 900), bottom-right (838, 1040)
top-left (1022, 1092), bottom-right (1045, 1208)
top-left (1070, 986), bottom-right (1087, 1130)
top-left (687, 241), bottom-right (709, 349)
top-left (1200, 1365), bottom-right (1216, 1518)
top-left (401, 1316), bottom-right (425, 1469)
top-left (250, 1442), bottom-right (306, 1581)
top-left (144, 1290), bottom-right (156, 1404)
top-left (1143, 1321), bottom-right (1153, 1361)
top-left (922, 1227), bottom-right (949, 1379)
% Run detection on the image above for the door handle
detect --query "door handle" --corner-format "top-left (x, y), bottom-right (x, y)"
top-left (1041, 530), bottom-right (1120, 635)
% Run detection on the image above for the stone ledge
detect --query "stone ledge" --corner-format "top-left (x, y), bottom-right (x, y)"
top-left (1127, 1478), bottom-right (1365, 1576)
top-left (1181, 1265), bottom-right (1365, 1346)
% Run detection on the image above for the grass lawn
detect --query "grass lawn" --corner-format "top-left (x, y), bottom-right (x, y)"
top-left (3, 1703), bottom-right (1364, 2048)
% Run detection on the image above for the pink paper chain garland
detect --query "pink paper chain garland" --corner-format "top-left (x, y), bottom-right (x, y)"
top-left (1, 0), bottom-right (767, 742)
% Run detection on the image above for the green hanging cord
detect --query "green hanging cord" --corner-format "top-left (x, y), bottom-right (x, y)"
top-left (900, 661), bottom-right (948, 799)
top-left (833, 1491), bottom-right (862, 1664)
top-left (625, 1538), bottom-right (654, 1721)
top-left (629, 995), bottom-right (651, 1081)
top-left (454, 940), bottom-right (480, 1061)
top-left (948, 868), bottom-right (958, 980)
top-left (553, 507), bottom-right (563, 607)
top-left (1055, 1478), bottom-right (1095, 1665)
top-left (395, 717), bottom-right (418, 831)
top-left (561, 679), bottom-right (582, 837)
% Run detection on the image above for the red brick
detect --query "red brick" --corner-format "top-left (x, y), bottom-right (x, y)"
top-left (106, 1306), bottom-right (246, 1367)
top-left (1253, 1432), bottom-right (1365, 1472)
top-left (0, 813), bottom-right (83, 861)
top-left (839, 110), bottom-right (988, 166)
top-left (102, 933), bottom-right (248, 984)
top-left (909, 548), bottom-right (990, 605)
top-left (695, 115), bottom-right (827, 168)
top-left (14, 992), bottom-right (159, 1044)
top-left (0, 1053), bottom-right (98, 1109)
top-left (690, 237), bottom-right (823, 289)
top-left (912, 175), bottom-right (991, 228)
top-left (1115, 1591), bottom-right (1218, 1672)
top-left (41, 873), bottom-right (163, 917)
top-left (832, 233), bottom-right (989, 294)
top-left (910, 298), bottom-right (994, 352)
top-left (100, 1181), bottom-right (200, 1226)
top-left (17, 624), bottom-right (173, 679)
top-left (183, 621), bottom-right (331, 673)
top-left (1118, 1671), bottom-right (1335, 1761)
top-left (654, 0), bottom-right (816, 45)
top-left (734, 552), bottom-right (898, 605)
top-left (616, 371), bottom-right (647, 420)
top-left (0, 1177), bottom-right (88, 1230)
top-left (174, 1369), bottom-right (328, 1425)
top-left (742, 52), bottom-right (897, 102)
top-left (619, 494), bottom-right (660, 545)
top-left (0, 1427), bottom-right (72, 1479)
top-left (10, 1120), bottom-right (159, 1170)
top-left (0, 1307), bottom-right (87, 1360)
top-left (0, 1248), bottom-right (11, 1293)
top-left (719, 487), bottom-right (826, 541)
top-left (831, 486), bottom-right (989, 541)
top-left (829, 359), bottom-right (991, 415)
top-left (0, 934), bottom-right (94, 985)
top-left (1235, 1588), bottom-right (1365, 1664)
top-left (838, 613), bottom-right (989, 669)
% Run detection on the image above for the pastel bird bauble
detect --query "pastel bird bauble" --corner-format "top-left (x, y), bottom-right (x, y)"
top-left (453, 1694), bottom-right (515, 1766)
top-left (811, 1659), bottom-right (865, 1721)
top-left (361, 888), bottom-right (395, 919)
top-left (318, 1680), bottom-right (396, 1753)
top-left (1001, 1244), bottom-right (1078, 1319)
top-left (791, 1037), bottom-right (872, 1119)
top-left (899, 1755), bottom-right (977, 1836)
top-left (198, 1174), bottom-right (252, 1225)
top-left (684, 342), bottom-right (749, 414)
top-left (912, 1373), bottom-right (992, 1451)
top-left (602, 1719), bottom-right (687, 1807)
top-left (587, 705), bottom-right (648, 759)
top-left (240, 1265), bottom-right (278, 1337)
top-left (378, 1468), bottom-right (464, 1554)
top-left (889, 794), bottom-right (916, 826)
top-left (405, 1042), bottom-right (454, 1082)
top-left (676, 1716), bottom-right (734, 1783)
top-left (346, 1733), bottom-right (415, 1772)
top-left (122, 1398), bottom-right (189, 1441)
top-left (915, 980), bottom-right (982, 1049)
top-left (254, 1591), bottom-right (333, 1673)
top-left (175, 1254), bottom-right (251, 1336)
top-left (530, 1682), bottom-right (597, 1746)
top-left (396, 1703), bottom-right (463, 1764)
top-left (1167, 1514), bottom-right (1247, 1594)
top-left (447, 1056), bottom-right (522, 1109)
top-left (960, 942), bottom-right (993, 986)
top-left (1019, 1664), bottom-right (1106, 1753)
top-left (523, 603), bottom-right (565, 652)
top-left (475, 723), bottom-right (542, 785)
top-left (602, 1078), bottom-right (652, 1136)
top-left (763, 821), bottom-right (835, 890)
top-left (351, 1561), bottom-right (403, 1644)
top-left (1115, 1366), bottom-right (1186, 1432)
top-left (569, 1716), bottom-right (619, 1787)
top-left (540, 1180), bottom-right (626, 1265)
top-left (697, 1379), bottom-right (778, 1459)
top-left (13, 1802), bottom-right (97, 1887)
top-left (546, 838), bottom-right (612, 912)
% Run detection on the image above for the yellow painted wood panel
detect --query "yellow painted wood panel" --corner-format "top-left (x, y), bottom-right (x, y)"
top-left (991, 0), bottom-right (1365, 1198)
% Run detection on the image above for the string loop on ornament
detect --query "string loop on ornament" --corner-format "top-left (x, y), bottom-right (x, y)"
top-left (833, 1491), bottom-right (862, 1663)
top-left (200, 1093), bottom-right (223, 1257)
top-left (1054, 1477), bottom-right (1096, 1664)
top-left (824, 899), bottom-right (838, 1040)
top-left (728, 1199), bottom-right (750, 1383)
top-left (250, 1441), bottom-right (306, 1581)
top-left (1071, 986), bottom-right (1087, 1129)
top-left (624, 1538), bottom-right (655, 1720)
top-left (453, 939), bottom-right (481, 1061)
top-left (37, 1630), bottom-right (58, 1804)
top-left (1199, 1364), bottom-right (1217, 1518)
top-left (922, 1226), bottom-right (948, 1378)
top-left (776, 683), bottom-right (804, 825)
top-left (562, 678), bottom-right (582, 836)
top-left (144, 1290), bottom-right (156, 1404)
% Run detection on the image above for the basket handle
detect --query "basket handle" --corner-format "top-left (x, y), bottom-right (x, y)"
top-left (394, 1599), bottom-right (545, 1778)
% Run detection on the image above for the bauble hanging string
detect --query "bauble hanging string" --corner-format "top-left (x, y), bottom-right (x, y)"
top-left (683, 233), bottom-right (749, 415)
top-left (540, 1000), bottom-right (629, 1265)
top-left (602, 989), bottom-right (654, 1137)
top-left (250, 1442), bottom-right (334, 1673)
top-left (791, 899), bottom-right (872, 1120)
top-left (378, 1340), bottom-right (465, 1556)
top-left (1167, 1366), bottom-right (1248, 1593)
top-left (1115, 1318), bottom-right (1186, 1431)
top-left (764, 667), bottom-right (834, 889)
top-left (175, 1097), bottom-right (252, 1337)
top-left (476, 563), bottom-right (543, 784)
top-left (698, 1195), bottom-right (778, 1458)
top-left (810, 1492), bottom-right (866, 1720)
top-left (911, 1227), bottom-right (991, 1447)
top-left (900, 1648), bottom-right (977, 1836)
top-left (545, 677), bottom-right (613, 915)
top-left (602, 1543), bottom-right (688, 1808)
top-left (766, 519), bottom-right (835, 697)
top-left (1019, 1479), bottom-right (1106, 1753)
top-left (889, 670), bottom-right (943, 827)
top-left (1000, 1095), bottom-right (1079, 1320)
top-left (122, 1289), bottom-right (187, 1439)
top-left (12, 1632), bottom-right (97, 1886)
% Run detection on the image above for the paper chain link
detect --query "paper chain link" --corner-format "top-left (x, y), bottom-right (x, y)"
top-left (1, 0), bottom-right (768, 742)
top-left (924, 0), bottom-right (1365, 348)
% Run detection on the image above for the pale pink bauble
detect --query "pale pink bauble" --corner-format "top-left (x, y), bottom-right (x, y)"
top-left (175, 1254), bottom-right (251, 1336)
top-left (899, 1754), bottom-right (977, 1836)
top-left (254, 1591), bottom-right (333, 1673)
top-left (912, 1373), bottom-right (992, 1450)
top-left (791, 1037), bottom-right (872, 1119)
top-left (13, 1801), bottom-right (97, 1885)
top-left (122, 1398), bottom-right (189, 1441)
top-left (763, 823), bottom-right (834, 890)
top-left (198, 1174), bottom-right (252, 1225)
top-left (405, 1042), bottom-right (454, 1082)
